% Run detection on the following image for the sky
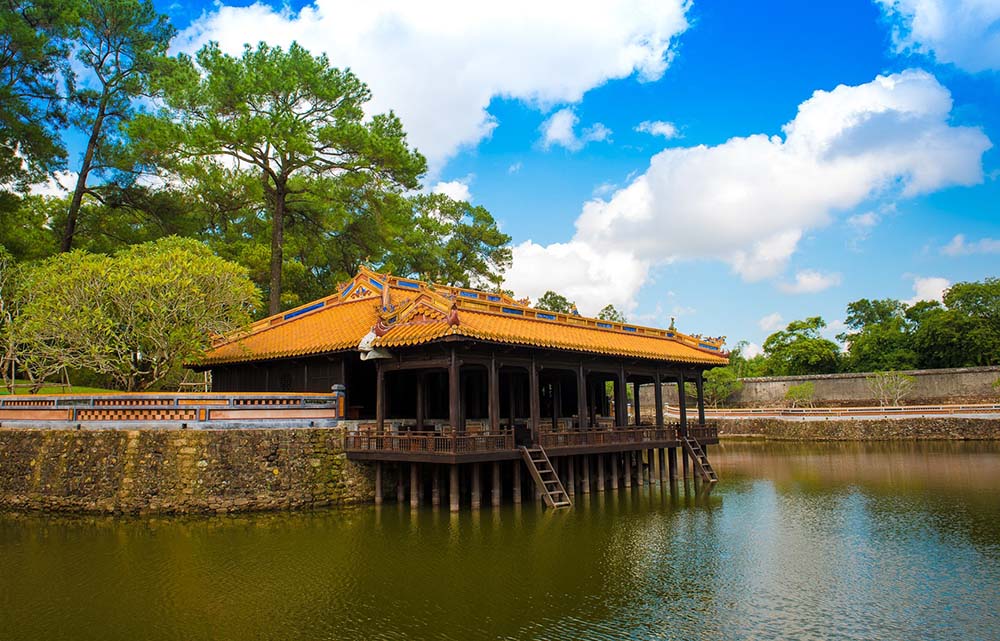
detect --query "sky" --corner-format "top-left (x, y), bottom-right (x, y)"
top-left (132, 1), bottom-right (1000, 352)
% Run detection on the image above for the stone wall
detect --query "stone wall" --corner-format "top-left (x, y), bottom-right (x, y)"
top-left (638, 366), bottom-right (1000, 409)
top-left (0, 427), bottom-right (374, 514)
top-left (716, 417), bottom-right (1000, 440)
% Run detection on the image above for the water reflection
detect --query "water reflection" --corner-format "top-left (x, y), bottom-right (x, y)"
top-left (1, 442), bottom-right (998, 640)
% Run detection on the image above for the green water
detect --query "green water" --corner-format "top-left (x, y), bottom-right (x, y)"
top-left (2, 441), bottom-right (999, 641)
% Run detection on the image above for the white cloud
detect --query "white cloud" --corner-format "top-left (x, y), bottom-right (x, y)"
top-left (778, 269), bottom-right (842, 294)
top-left (905, 275), bottom-right (951, 305)
top-left (28, 170), bottom-right (77, 197)
top-left (432, 177), bottom-right (473, 202)
top-left (635, 120), bottom-right (679, 138)
top-left (540, 108), bottom-right (612, 151)
top-left (877, 0), bottom-right (1000, 73)
top-left (505, 70), bottom-right (990, 310)
top-left (847, 210), bottom-right (879, 237)
top-left (742, 342), bottom-right (764, 358)
top-left (507, 162), bottom-right (522, 175)
top-left (758, 312), bottom-right (784, 332)
top-left (941, 233), bottom-right (1000, 255)
top-left (175, 1), bottom-right (690, 172)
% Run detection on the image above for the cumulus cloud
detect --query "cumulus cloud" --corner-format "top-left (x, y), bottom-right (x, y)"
top-left (847, 210), bottom-right (879, 238)
top-left (877, 0), bottom-right (1000, 72)
top-left (28, 170), bottom-right (77, 197)
top-left (540, 108), bottom-right (612, 151)
top-left (758, 313), bottom-right (784, 332)
top-left (635, 120), bottom-right (679, 138)
top-left (941, 233), bottom-right (1000, 255)
top-left (505, 70), bottom-right (990, 310)
top-left (174, 1), bottom-right (690, 171)
top-left (905, 276), bottom-right (951, 305)
top-left (432, 177), bottom-right (473, 202)
top-left (778, 269), bottom-right (842, 294)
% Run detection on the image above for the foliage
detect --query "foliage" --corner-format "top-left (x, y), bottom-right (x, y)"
top-left (762, 317), bottom-right (841, 376)
top-left (728, 340), bottom-right (768, 378)
top-left (784, 381), bottom-right (815, 408)
top-left (535, 291), bottom-right (575, 313)
top-left (866, 370), bottom-right (916, 407)
top-left (137, 41), bottom-right (427, 314)
top-left (8, 237), bottom-right (259, 390)
top-left (839, 298), bottom-right (918, 371)
top-left (597, 304), bottom-right (627, 323)
top-left (702, 367), bottom-right (743, 407)
top-left (0, 0), bottom-right (72, 192)
top-left (61, 0), bottom-right (175, 251)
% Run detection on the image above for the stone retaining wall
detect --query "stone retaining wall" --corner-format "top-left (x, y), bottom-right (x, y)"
top-left (716, 417), bottom-right (1000, 440)
top-left (0, 428), bottom-right (373, 514)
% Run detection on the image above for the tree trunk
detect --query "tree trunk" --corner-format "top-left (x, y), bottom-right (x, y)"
top-left (62, 99), bottom-right (107, 253)
top-left (268, 179), bottom-right (287, 315)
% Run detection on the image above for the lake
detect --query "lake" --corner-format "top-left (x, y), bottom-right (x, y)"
top-left (2, 441), bottom-right (998, 640)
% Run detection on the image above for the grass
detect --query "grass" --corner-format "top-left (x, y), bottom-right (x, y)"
top-left (1, 380), bottom-right (115, 395)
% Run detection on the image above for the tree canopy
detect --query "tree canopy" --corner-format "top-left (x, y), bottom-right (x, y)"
top-left (762, 316), bottom-right (841, 376)
top-left (535, 291), bottom-right (575, 313)
top-left (598, 304), bottom-right (627, 323)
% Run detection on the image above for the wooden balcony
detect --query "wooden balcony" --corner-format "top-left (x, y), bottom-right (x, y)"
top-left (539, 425), bottom-right (684, 455)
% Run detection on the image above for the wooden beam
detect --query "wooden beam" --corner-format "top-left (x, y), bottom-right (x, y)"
top-left (577, 363), bottom-right (588, 431)
top-left (654, 371), bottom-right (664, 428)
top-left (676, 374), bottom-right (688, 437)
top-left (410, 463), bottom-right (420, 508)
top-left (450, 465), bottom-right (460, 512)
top-left (492, 461), bottom-right (501, 507)
top-left (449, 348), bottom-right (460, 432)
top-left (513, 460), bottom-right (522, 504)
top-left (632, 380), bottom-right (641, 426)
top-left (696, 370), bottom-right (706, 426)
top-left (529, 356), bottom-right (540, 443)
top-left (616, 364), bottom-right (627, 427)
top-left (488, 355), bottom-right (500, 434)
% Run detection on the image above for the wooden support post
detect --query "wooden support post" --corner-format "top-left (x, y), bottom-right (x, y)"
top-left (397, 465), bottom-right (405, 503)
top-left (492, 461), bottom-right (501, 507)
top-left (529, 358), bottom-right (540, 444)
top-left (513, 461), bottom-right (522, 504)
top-left (577, 364), bottom-right (587, 430)
top-left (616, 365), bottom-right (627, 427)
top-left (581, 455), bottom-right (591, 493)
top-left (471, 463), bottom-right (481, 509)
top-left (410, 463), bottom-right (420, 508)
top-left (669, 447), bottom-right (678, 480)
top-left (654, 372), bottom-right (664, 428)
top-left (659, 449), bottom-right (667, 483)
top-left (610, 454), bottom-right (619, 490)
top-left (624, 452), bottom-right (632, 488)
top-left (651, 447), bottom-right (660, 483)
top-left (567, 457), bottom-right (576, 497)
top-left (375, 462), bottom-right (383, 505)
top-left (633, 381), bottom-right (641, 425)
top-left (677, 374), bottom-right (688, 438)
top-left (449, 349), bottom-right (461, 433)
top-left (449, 465), bottom-right (460, 512)
top-left (644, 450), bottom-right (652, 485)
top-left (489, 356), bottom-right (500, 434)
top-left (431, 465), bottom-right (441, 506)
top-left (682, 446), bottom-right (690, 479)
top-left (415, 372), bottom-right (425, 431)
top-left (696, 370), bottom-right (706, 427)
top-left (376, 362), bottom-right (385, 433)
top-left (597, 454), bottom-right (606, 492)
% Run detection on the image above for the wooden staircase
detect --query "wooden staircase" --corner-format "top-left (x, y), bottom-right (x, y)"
top-left (682, 436), bottom-right (718, 483)
top-left (520, 446), bottom-right (572, 508)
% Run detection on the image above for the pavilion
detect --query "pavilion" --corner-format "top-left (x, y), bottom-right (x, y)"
top-left (195, 266), bottom-right (728, 510)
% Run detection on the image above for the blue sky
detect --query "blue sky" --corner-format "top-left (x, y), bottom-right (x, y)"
top-left (147, 0), bottom-right (999, 353)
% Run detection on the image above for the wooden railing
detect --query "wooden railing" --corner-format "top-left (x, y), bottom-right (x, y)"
top-left (539, 424), bottom-right (680, 449)
top-left (344, 430), bottom-right (515, 455)
top-left (687, 424), bottom-right (718, 441)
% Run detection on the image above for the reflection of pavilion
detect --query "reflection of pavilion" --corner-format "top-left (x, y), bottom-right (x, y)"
top-left (197, 267), bottom-right (727, 510)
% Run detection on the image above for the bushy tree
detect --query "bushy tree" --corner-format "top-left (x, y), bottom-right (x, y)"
top-left (763, 317), bottom-right (841, 375)
top-left (839, 298), bottom-right (918, 371)
top-left (535, 290), bottom-right (575, 313)
top-left (598, 304), bottom-right (627, 323)
top-left (9, 237), bottom-right (259, 390)
top-left (785, 381), bottom-right (815, 408)
top-left (702, 367), bottom-right (742, 407)
top-left (866, 371), bottom-right (915, 407)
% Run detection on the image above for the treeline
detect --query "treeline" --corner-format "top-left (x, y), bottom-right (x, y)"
top-left (1, 0), bottom-right (512, 317)
top-left (730, 277), bottom-right (1000, 378)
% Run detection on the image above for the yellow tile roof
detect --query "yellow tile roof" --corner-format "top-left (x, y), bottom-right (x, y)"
top-left (199, 267), bottom-right (729, 366)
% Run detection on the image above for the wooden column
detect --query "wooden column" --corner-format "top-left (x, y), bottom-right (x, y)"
top-left (644, 450), bottom-right (651, 485)
top-left (488, 356), bottom-right (500, 434)
top-left (623, 453), bottom-right (632, 488)
top-left (616, 365), bottom-right (627, 427)
top-left (668, 447), bottom-right (678, 480)
top-left (654, 372), bottom-right (664, 428)
top-left (529, 358), bottom-right (540, 443)
top-left (696, 370), bottom-right (706, 427)
top-left (492, 461), bottom-right (501, 507)
top-left (597, 455), bottom-right (605, 492)
top-left (415, 372), bottom-right (425, 431)
top-left (567, 457), bottom-right (576, 497)
top-left (410, 463), bottom-right (420, 508)
top-left (376, 362), bottom-right (385, 433)
top-left (610, 454), bottom-right (619, 489)
top-left (652, 448), bottom-right (660, 483)
top-left (375, 462), bottom-right (383, 505)
top-left (512, 461), bottom-right (522, 504)
top-left (632, 381), bottom-right (641, 425)
top-left (449, 349), bottom-right (461, 433)
top-left (682, 446), bottom-right (690, 479)
top-left (431, 465), bottom-right (441, 506)
top-left (577, 364), bottom-right (588, 430)
top-left (449, 465), bottom-right (460, 512)
top-left (676, 374), bottom-right (688, 437)
top-left (397, 465), bottom-right (405, 502)
top-left (471, 463), bottom-right (481, 509)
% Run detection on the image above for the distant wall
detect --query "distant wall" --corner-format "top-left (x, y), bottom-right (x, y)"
top-left (715, 417), bottom-right (1000, 440)
top-left (0, 428), bottom-right (373, 514)
top-left (638, 366), bottom-right (1000, 409)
